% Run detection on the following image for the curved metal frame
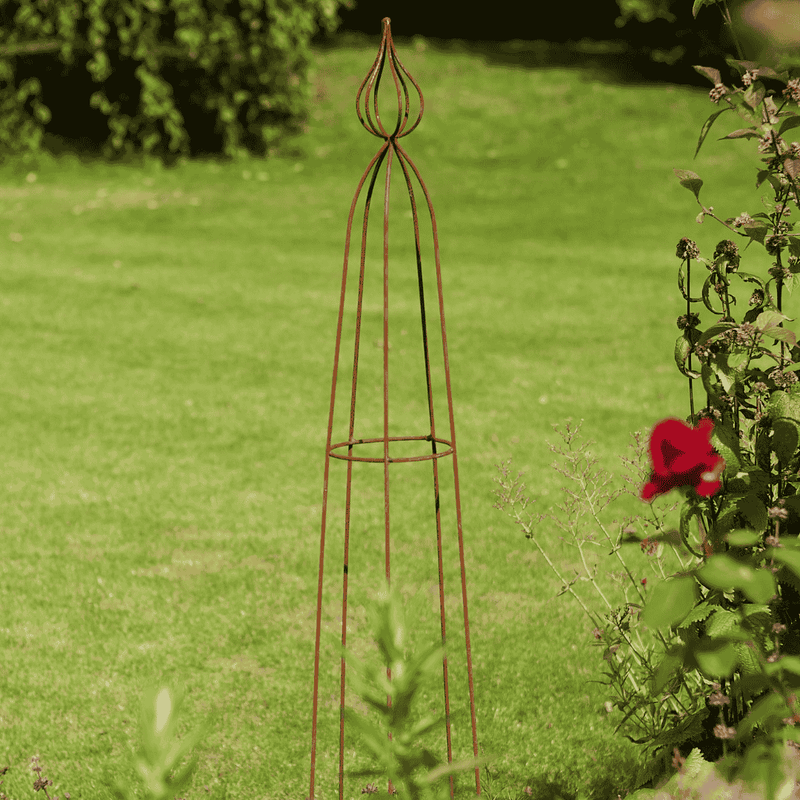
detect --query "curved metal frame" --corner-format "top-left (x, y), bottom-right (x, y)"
top-left (309, 18), bottom-right (480, 800)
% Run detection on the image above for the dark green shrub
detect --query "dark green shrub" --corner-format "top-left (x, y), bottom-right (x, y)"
top-left (0, 0), bottom-right (350, 165)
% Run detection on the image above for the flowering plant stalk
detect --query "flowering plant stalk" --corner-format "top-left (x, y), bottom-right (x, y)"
top-left (0, 685), bottom-right (210, 800)
top-left (108, 684), bottom-right (211, 800)
top-left (343, 581), bottom-right (490, 800)
top-left (497, 41), bottom-right (800, 800)
top-left (494, 425), bottom-right (710, 789)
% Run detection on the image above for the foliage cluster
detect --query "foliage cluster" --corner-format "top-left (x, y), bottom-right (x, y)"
top-left (0, 686), bottom-right (211, 800)
top-left (497, 15), bottom-right (800, 799)
top-left (0, 0), bottom-right (348, 164)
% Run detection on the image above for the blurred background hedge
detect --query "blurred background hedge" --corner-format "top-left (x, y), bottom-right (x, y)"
top-left (0, 0), bottom-right (788, 166)
top-left (0, 0), bottom-right (352, 165)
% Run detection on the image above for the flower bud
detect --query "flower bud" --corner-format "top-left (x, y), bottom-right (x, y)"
top-left (676, 237), bottom-right (700, 260)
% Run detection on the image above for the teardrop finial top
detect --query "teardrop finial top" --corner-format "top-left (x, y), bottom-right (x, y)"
top-left (354, 17), bottom-right (424, 141)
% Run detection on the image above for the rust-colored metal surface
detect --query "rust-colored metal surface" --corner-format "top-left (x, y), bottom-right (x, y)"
top-left (308, 18), bottom-right (480, 800)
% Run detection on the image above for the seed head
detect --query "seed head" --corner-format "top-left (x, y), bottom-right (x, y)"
top-left (709, 689), bottom-right (730, 706)
top-left (714, 239), bottom-right (740, 270)
top-left (784, 78), bottom-right (800, 104)
top-left (676, 237), bottom-right (700, 260)
top-left (713, 723), bottom-right (737, 740)
top-left (709, 84), bottom-right (727, 103)
top-left (677, 313), bottom-right (701, 330)
top-left (766, 234), bottom-right (789, 255)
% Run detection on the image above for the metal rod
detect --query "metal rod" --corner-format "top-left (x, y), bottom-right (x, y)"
top-left (309, 18), bottom-right (480, 799)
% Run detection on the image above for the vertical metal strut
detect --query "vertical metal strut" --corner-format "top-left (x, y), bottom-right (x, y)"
top-left (309, 18), bottom-right (480, 800)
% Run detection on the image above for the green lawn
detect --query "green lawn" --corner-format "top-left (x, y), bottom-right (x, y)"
top-left (0, 33), bottom-right (771, 800)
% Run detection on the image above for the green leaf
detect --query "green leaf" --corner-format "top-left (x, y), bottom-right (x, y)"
top-left (695, 641), bottom-right (738, 677)
top-left (773, 419), bottom-right (800, 466)
top-left (767, 390), bottom-right (800, 422)
top-left (756, 169), bottom-right (770, 188)
top-left (756, 309), bottom-right (791, 330)
top-left (767, 655), bottom-right (800, 677)
top-left (779, 115), bottom-right (800, 136)
top-left (738, 693), bottom-right (789, 737)
top-left (694, 64), bottom-right (722, 83)
top-left (681, 501), bottom-right (705, 551)
top-left (769, 548), bottom-right (800, 581)
top-left (695, 106), bottom-right (734, 157)
top-left (719, 128), bottom-right (760, 140)
top-left (785, 158), bottom-right (800, 180)
top-left (743, 221), bottom-right (769, 244)
top-left (678, 601), bottom-right (715, 628)
top-left (737, 494), bottom-right (768, 532)
top-left (674, 331), bottom-right (702, 379)
top-left (698, 554), bottom-right (776, 603)
top-left (674, 168), bottom-right (703, 198)
top-left (743, 81), bottom-right (766, 110)
top-left (653, 645), bottom-right (687, 694)
top-left (711, 420), bottom-right (742, 476)
top-left (642, 576), bottom-right (697, 630)
top-left (699, 321), bottom-right (737, 344)
top-left (727, 529), bottom-right (762, 546)
top-left (711, 355), bottom-right (734, 393)
top-left (706, 609), bottom-right (747, 639)
top-left (762, 327), bottom-right (798, 347)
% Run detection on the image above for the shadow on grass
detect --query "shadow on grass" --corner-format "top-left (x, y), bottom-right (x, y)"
top-left (482, 750), bottom-right (646, 800)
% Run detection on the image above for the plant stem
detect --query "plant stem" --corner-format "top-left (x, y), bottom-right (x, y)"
top-left (687, 256), bottom-right (696, 420)
top-left (719, 0), bottom-right (746, 61)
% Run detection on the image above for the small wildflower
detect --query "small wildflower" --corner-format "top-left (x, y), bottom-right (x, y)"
top-left (770, 366), bottom-right (799, 390)
top-left (784, 78), bottom-right (800, 104)
top-left (714, 239), bottom-right (740, 270)
top-left (759, 133), bottom-right (775, 153)
top-left (676, 237), bottom-right (701, 260)
top-left (742, 70), bottom-right (756, 87)
top-left (640, 537), bottom-right (659, 556)
top-left (693, 343), bottom-right (711, 363)
top-left (769, 505), bottom-right (789, 520)
top-left (641, 578), bottom-right (647, 587)
top-left (766, 535), bottom-right (782, 547)
top-left (774, 623), bottom-right (788, 634)
top-left (768, 263), bottom-right (791, 280)
top-left (767, 652), bottom-right (780, 663)
top-left (592, 627), bottom-right (603, 640)
top-left (753, 381), bottom-right (769, 395)
top-left (733, 211), bottom-right (754, 227)
top-left (709, 83), bottom-right (728, 103)
top-left (734, 322), bottom-right (756, 346)
top-left (713, 723), bottom-right (737, 739)
top-left (524, 788), bottom-right (533, 797)
top-left (709, 689), bottom-right (730, 706)
top-left (766, 234), bottom-right (789, 255)
top-left (361, 784), bottom-right (379, 795)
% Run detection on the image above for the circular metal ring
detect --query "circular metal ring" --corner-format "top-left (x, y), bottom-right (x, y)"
top-left (328, 434), bottom-right (453, 463)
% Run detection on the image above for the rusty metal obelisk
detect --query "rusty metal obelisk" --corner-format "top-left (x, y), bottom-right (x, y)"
top-left (308, 18), bottom-right (480, 800)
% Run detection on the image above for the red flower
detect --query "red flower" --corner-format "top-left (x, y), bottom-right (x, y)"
top-left (641, 418), bottom-right (725, 502)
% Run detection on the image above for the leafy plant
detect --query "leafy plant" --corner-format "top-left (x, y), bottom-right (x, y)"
top-left (497, 10), bottom-right (800, 798)
top-left (343, 581), bottom-right (490, 800)
top-left (0, 685), bottom-right (209, 800)
top-left (0, 0), bottom-right (349, 164)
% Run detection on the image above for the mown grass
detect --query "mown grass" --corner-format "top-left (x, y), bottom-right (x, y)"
top-left (0, 32), bottom-right (768, 800)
